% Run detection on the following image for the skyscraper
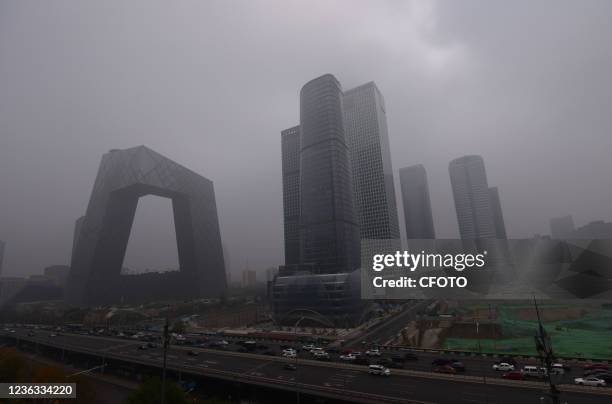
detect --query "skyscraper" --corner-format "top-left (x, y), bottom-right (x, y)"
top-left (488, 187), bottom-right (507, 239)
top-left (399, 165), bottom-right (435, 239)
top-left (550, 215), bottom-right (575, 239)
top-left (0, 240), bottom-right (5, 277)
top-left (343, 82), bottom-right (399, 240)
top-left (66, 146), bottom-right (226, 306)
top-left (449, 155), bottom-right (496, 239)
top-left (299, 74), bottom-right (360, 273)
top-left (281, 126), bottom-right (301, 265)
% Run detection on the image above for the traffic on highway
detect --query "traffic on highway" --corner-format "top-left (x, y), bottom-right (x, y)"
top-left (1, 324), bottom-right (610, 404)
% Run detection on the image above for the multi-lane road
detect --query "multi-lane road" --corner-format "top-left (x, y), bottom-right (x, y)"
top-left (1, 327), bottom-right (611, 403)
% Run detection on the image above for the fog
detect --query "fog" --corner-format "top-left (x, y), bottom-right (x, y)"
top-left (1, 0), bottom-right (611, 277)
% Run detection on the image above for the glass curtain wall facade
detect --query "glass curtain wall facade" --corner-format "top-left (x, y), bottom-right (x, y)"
top-left (449, 155), bottom-right (496, 239)
top-left (281, 126), bottom-right (301, 265)
top-left (399, 164), bottom-right (436, 239)
top-left (299, 74), bottom-right (360, 273)
top-left (343, 82), bottom-right (399, 240)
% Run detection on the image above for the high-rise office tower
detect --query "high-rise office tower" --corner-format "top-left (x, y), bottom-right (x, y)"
top-left (281, 126), bottom-right (301, 265)
top-left (299, 74), bottom-right (360, 273)
top-left (550, 215), bottom-right (575, 239)
top-left (488, 187), bottom-right (507, 239)
top-left (343, 82), bottom-right (399, 240)
top-left (399, 165), bottom-right (435, 239)
top-left (0, 240), bottom-right (5, 277)
top-left (449, 155), bottom-right (496, 239)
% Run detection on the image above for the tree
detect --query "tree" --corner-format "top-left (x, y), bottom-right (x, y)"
top-left (126, 377), bottom-right (188, 404)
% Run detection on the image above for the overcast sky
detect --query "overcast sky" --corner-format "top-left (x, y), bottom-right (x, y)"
top-left (1, 0), bottom-right (611, 278)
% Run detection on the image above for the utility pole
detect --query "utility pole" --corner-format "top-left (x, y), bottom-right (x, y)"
top-left (533, 297), bottom-right (560, 404)
top-left (161, 306), bottom-right (170, 404)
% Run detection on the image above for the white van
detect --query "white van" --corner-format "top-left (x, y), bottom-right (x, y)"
top-left (369, 365), bottom-right (391, 376)
top-left (523, 365), bottom-right (547, 378)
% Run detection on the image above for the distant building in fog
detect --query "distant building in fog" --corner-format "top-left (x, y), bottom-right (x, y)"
top-left (399, 165), bottom-right (435, 239)
top-left (343, 82), bottom-right (399, 240)
top-left (242, 270), bottom-right (257, 288)
top-left (281, 126), bottom-right (301, 266)
top-left (449, 155), bottom-right (496, 239)
top-left (550, 215), bottom-right (575, 239)
top-left (488, 187), bottom-right (507, 239)
top-left (572, 220), bottom-right (612, 239)
top-left (0, 240), bottom-right (5, 277)
top-left (265, 267), bottom-right (278, 283)
top-left (43, 265), bottom-right (71, 287)
top-left (0, 277), bottom-right (26, 306)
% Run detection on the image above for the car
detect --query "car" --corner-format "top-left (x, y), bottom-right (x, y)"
top-left (282, 351), bottom-right (297, 358)
top-left (550, 365), bottom-right (565, 375)
top-left (502, 371), bottom-right (525, 380)
top-left (450, 361), bottom-right (466, 372)
top-left (49, 334), bottom-right (57, 338)
top-left (340, 354), bottom-right (357, 361)
top-left (433, 365), bottom-right (456, 374)
top-left (284, 363), bottom-right (297, 371)
top-left (432, 358), bottom-right (451, 367)
top-left (553, 362), bottom-right (571, 372)
top-left (366, 349), bottom-right (381, 357)
top-left (493, 363), bottom-right (515, 372)
top-left (583, 363), bottom-right (609, 371)
top-left (313, 351), bottom-right (329, 359)
top-left (282, 348), bottom-right (297, 355)
top-left (310, 347), bottom-right (324, 355)
top-left (302, 344), bottom-right (315, 350)
top-left (497, 357), bottom-right (518, 366)
top-left (187, 350), bottom-right (199, 356)
top-left (522, 366), bottom-right (547, 378)
top-left (574, 377), bottom-right (606, 387)
top-left (368, 365), bottom-right (390, 376)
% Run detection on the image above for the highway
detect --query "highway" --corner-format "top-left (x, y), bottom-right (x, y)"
top-left (1, 327), bottom-right (611, 404)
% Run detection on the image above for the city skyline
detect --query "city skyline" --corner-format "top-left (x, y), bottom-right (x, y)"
top-left (1, 1), bottom-right (612, 276)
